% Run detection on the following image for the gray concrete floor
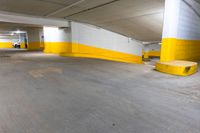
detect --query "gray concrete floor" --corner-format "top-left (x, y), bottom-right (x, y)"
top-left (0, 48), bottom-right (200, 133)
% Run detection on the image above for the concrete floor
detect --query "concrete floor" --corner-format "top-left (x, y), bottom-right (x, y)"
top-left (0, 48), bottom-right (200, 133)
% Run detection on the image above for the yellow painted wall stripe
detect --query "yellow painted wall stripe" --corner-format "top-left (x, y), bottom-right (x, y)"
top-left (0, 42), bottom-right (13, 48)
top-left (70, 43), bottom-right (142, 64)
top-left (0, 42), bottom-right (43, 50)
top-left (28, 42), bottom-right (42, 50)
top-left (44, 42), bottom-right (72, 54)
top-left (143, 50), bottom-right (160, 59)
top-left (44, 42), bottom-right (143, 64)
top-left (161, 38), bottom-right (200, 62)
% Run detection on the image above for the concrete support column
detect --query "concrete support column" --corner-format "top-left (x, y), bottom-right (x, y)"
top-left (156, 0), bottom-right (200, 76)
top-left (27, 28), bottom-right (43, 50)
top-left (161, 0), bottom-right (200, 62)
top-left (43, 27), bottom-right (72, 54)
top-left (160, 0), bottom-right (181, 62)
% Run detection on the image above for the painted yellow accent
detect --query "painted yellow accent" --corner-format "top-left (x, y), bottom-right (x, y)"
top-left (44, 42), bottom-right (143, 64)
top-left (28, 42), bottom-right (42, 50)
top-left (67, 43), bottom-right (142, 64)
top-left (20, 42), bottom-right (26, 49)
top-left (142, 50), bottom-right (160, 59)
top-left (158, 38), bottom-right (200, 76)
top-left (0, 42), bottom-right (12, 48)
top-left (143, 52), bottom-right (149, 59)
top-left (44, 42), bottom-right (72, 54)
top-left (148, 51), bottom-right (160, 57)
top-left (40, 42), bottom-right (44, 48)
top-left (161, 38), bottom-right (200, 62)
top-left (156, 60), bottom-right (198, 76)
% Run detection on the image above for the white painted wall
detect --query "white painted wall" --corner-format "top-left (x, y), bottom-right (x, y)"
top-left (0, 35), bottom-right (19, 42)
top-left (71, 22), bottom-right (143, 56)
top-left (177, 0), bottom-right (200, 40)
top-left (43, 27), bottom-right (71, 42)
top-left (163, 0), bottom-right (200, 40)
top-left (0, 38), bottom-right (11, 42)
top-left (143, 43), bottom-right (161, 52)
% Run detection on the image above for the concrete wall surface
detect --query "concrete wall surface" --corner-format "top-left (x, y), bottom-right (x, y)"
top-left (144, 43), bottom-right (161, 52)
top-left (43, 27), bottom-right (72, 54)
top-left (143, 43), bottom-right (161, 58)
top-left (0, 35), bottom-right (18, 48)
top-left (71, 22), bottom-right (142, 56)
top-left (43, 22), bottom-right (143, 64)
top-left (27, 28), bottom-right (44, 50)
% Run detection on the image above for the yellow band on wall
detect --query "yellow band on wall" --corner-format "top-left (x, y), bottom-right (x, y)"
top-left (44, 42), bottom-right (143, 64)
top-left (0, 42), bottom-right (44, 50)
top-left (28, 42), bottom-right (43, 50)
top-left (143, 50), bottom-right (160, 59)
top-left (44, 42), bottom-right (72, 54)
top-left (69, 43), bottom-right (142, 64)
top-left (0, 42), bottom-right (13, 48)
top-left (161, 38), bottom-right (200, 62)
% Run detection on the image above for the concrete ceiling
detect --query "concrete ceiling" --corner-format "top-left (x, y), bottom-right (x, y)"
top-left (0, 22), bottom-right (43, 34)
top-left (0, 22), bottom-right (42, 31)
top-left (0, 0), bottom-right (165, 41)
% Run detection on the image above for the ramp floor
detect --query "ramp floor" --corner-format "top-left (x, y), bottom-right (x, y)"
top-left (0, 49), bottom-right (200, 133)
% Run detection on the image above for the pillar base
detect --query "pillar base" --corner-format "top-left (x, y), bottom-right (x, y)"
top-left (156, 60), bottom-right (198, 76)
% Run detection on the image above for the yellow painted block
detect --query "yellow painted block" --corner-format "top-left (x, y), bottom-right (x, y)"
top-left (156, 60), bottom-right (198, 76)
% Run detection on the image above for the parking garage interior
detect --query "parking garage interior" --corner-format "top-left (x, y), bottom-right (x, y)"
top-left (0, 0), bottom-right (200, 133)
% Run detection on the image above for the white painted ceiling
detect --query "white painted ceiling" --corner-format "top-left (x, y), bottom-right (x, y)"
top-left (0, 0), bottom-right (165, 41)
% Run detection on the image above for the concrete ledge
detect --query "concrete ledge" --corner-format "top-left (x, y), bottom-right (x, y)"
top-left (156, 60), bottom-right (198, 76)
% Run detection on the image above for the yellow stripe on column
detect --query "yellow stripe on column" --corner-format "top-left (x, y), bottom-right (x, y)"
top-left (160, 38), bottom-right (177, 62)
top-left (157, 38), bottom-right (199, 76)
top-left (28, 42), bottom-right (43, 50)
top-left (161, 38), bottom-right (200, 62)
top-left (44, 42), bottom-right (72, 54)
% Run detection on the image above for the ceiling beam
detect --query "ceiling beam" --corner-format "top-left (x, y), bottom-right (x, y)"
top-left (45, 0), bottom-right (85, 17)
top-left (0, 11), bottom-right (69, 27)
top-left (33, 0), bottom-right (65, 6)
top-left (65, 0), bottom-right (120, 18)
